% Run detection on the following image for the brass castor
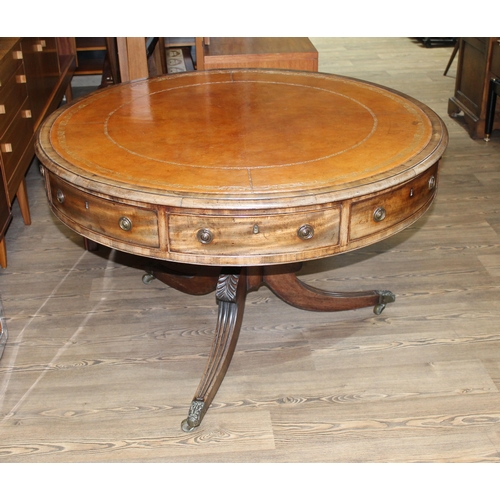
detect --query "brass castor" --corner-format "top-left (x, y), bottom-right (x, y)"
top-left (373, 303), bottom-right (386, 315)
top-left (181, 418), bottom-right (198, 432)
top-left (142, 273), bottom-right (155, 284)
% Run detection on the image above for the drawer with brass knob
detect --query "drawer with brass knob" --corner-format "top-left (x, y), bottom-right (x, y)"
top-left (168, 206), bottom-right (341, 259)
top-left (46, 173), bottom-right (160, 248)
top-left (349, 163), bottom-right (439, 241)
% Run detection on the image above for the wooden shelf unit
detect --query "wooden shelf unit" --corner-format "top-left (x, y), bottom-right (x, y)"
top-left (75, 37), bottom-right (106, 75)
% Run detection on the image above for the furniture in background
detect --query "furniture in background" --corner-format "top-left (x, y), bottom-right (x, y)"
top-left (74, 37), bottom-right (106, 76)
top-left (100, 37), bottom-right (166, 85)
top-left (195, 37), bottom-right (318, 71)
top-left (418, 37), bottom-right (456, 48)
top-left (0, 37), bottom-right (76, 267)
top-left (448, 37), bottom-right (500, 139)
top-left (485, 78), bottom-right (500, 141)
top-left (444, 38), bottom-right (460, 76)
top-left (100, 38), bottom-right (318, 84)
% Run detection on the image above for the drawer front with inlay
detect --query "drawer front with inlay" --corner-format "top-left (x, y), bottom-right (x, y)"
top-left (168, 207), bottom-right (341, 257)
top-left (349, 164), bottom-right (438, 241)
top-left (47, 173), bottom-right (160, 248)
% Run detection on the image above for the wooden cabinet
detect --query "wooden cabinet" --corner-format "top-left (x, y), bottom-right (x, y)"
top-left (448, 37), bottom-right (500, 139)
top-left (0, 37), bottom-right (76, 267)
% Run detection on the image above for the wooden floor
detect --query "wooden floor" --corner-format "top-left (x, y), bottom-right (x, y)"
top-left (1, 37), bottom-right (500, 463)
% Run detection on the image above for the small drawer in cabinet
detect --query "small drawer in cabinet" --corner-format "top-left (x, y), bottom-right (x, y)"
top-left (349, 164), bottom-right (438, 241)
top-left (47, 173), bottom-right (160, 248)
top-left (0, 41), bottom-right (23, 90)
top-left (0, 65), bottom-right (29, 137)
top-left (168, 207), bottom-right (341, 257)
top-left (0, 98), bottom-right (33, 181)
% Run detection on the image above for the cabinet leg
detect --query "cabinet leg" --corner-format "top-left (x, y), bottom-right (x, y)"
top-left (181, 270), bottom-right (247, 431)
top-left (16, 180), bottom-right (31, 226)
top-left (65, 82), bottom-right (73, 103)
top-left (0, 238), bottom-right (7, 268)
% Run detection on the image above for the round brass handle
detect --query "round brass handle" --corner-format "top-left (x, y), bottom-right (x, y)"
top-left (56, 189), bottom-right (65, 204)
top-left (118, 216), bottom-right (133, 231)
top-left (197, 228), bottom-right (214, 244)
top-left (373, 207), bottom-right (386, 222)
top-left (428, 175), bottom-right (436, 190)
top-left (297, 224), bottom-right (314, 240)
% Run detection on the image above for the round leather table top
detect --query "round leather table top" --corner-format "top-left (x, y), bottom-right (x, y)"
top-left (38, 69), bottom-right (447, 210)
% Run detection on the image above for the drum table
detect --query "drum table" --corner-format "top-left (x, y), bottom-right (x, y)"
top-left (36, 69), bottom-right (448, 431)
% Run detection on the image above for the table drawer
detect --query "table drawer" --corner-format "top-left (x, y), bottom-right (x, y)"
top-left (349, 164), bottom-right (438, 241)
top-left (0, 97), bottom-right (33, 182)
top-left (47, 174), bottom-right (160, 248)
top-left (0, 65), bottom-right (29, 138)
top-left (0, 41), bottom-right (23, 89)
top-left (168, 207), bottom-right (341, 257)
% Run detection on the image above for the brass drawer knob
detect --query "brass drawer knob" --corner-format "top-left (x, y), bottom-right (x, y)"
top-left (119, 216), bottom-right (133, 231)
top-left (56, 189), bottom-right (65, 203)
top-left (197, 228), bottom-right (214, 244)
top-left (373, 207), bottom-right (386, 222)
top-left (297, 224), bottom-right (314, 240)
top-left (428, 175), bottom-right (436, 190)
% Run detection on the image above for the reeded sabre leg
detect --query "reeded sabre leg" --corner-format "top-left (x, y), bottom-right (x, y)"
top-left (263, 264), bottom-right (395, 314)
top-left (181, 270), bottom-right (247, 432)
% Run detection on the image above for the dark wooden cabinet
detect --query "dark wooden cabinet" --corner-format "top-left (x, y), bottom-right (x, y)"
top-left (0, 37), bottom-right (76, 267)
top-left (448, 37), bottom-right (500, 139)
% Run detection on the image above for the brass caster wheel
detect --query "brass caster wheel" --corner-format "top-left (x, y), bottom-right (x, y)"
top-left (181, 418), bottom-right (198, 432)
top-left (142, 273), bottom-right (155, 284)
top-left (373, 303), bottom-right (386, 315)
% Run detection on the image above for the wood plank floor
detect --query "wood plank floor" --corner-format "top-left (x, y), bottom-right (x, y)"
top-left (1, 37), bottom-right (500, 463)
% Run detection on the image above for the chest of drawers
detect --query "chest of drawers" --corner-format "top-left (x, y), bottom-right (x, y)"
top-left (0, 37), bottom-right (76, 267)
